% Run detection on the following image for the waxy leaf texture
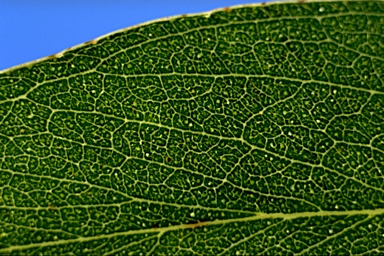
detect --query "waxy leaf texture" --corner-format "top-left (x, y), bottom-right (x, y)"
top-left (1, 1), bottom-right (384, 255)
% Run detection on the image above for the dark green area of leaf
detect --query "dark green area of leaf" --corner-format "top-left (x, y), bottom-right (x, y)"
top-left (1, 1), bottom-right (384, 254)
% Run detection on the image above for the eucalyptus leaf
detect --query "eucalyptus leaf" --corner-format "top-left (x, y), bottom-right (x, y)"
top-left (1, 1), bottom-right (384, 255)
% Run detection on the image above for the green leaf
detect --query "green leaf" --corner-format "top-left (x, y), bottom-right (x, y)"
top-left (1, 1), bottom-right (384, 255)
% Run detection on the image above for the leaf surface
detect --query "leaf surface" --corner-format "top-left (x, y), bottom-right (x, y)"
top-left (1, 1), bottom-right (384, 255)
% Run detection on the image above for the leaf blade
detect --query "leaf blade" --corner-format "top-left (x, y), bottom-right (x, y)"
top-left (1, 1), bottom-right (384, 254)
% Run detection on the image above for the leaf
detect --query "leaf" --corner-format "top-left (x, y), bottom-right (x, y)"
top-left (1, 1), bottom-right (384, 255)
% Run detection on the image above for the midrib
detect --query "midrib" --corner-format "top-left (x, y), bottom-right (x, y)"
top-left (1, 208), bottom-right (383, 253)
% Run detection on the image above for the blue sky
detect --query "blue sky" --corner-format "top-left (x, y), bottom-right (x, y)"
top-left (0, 0), bottom-right (270, 70)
